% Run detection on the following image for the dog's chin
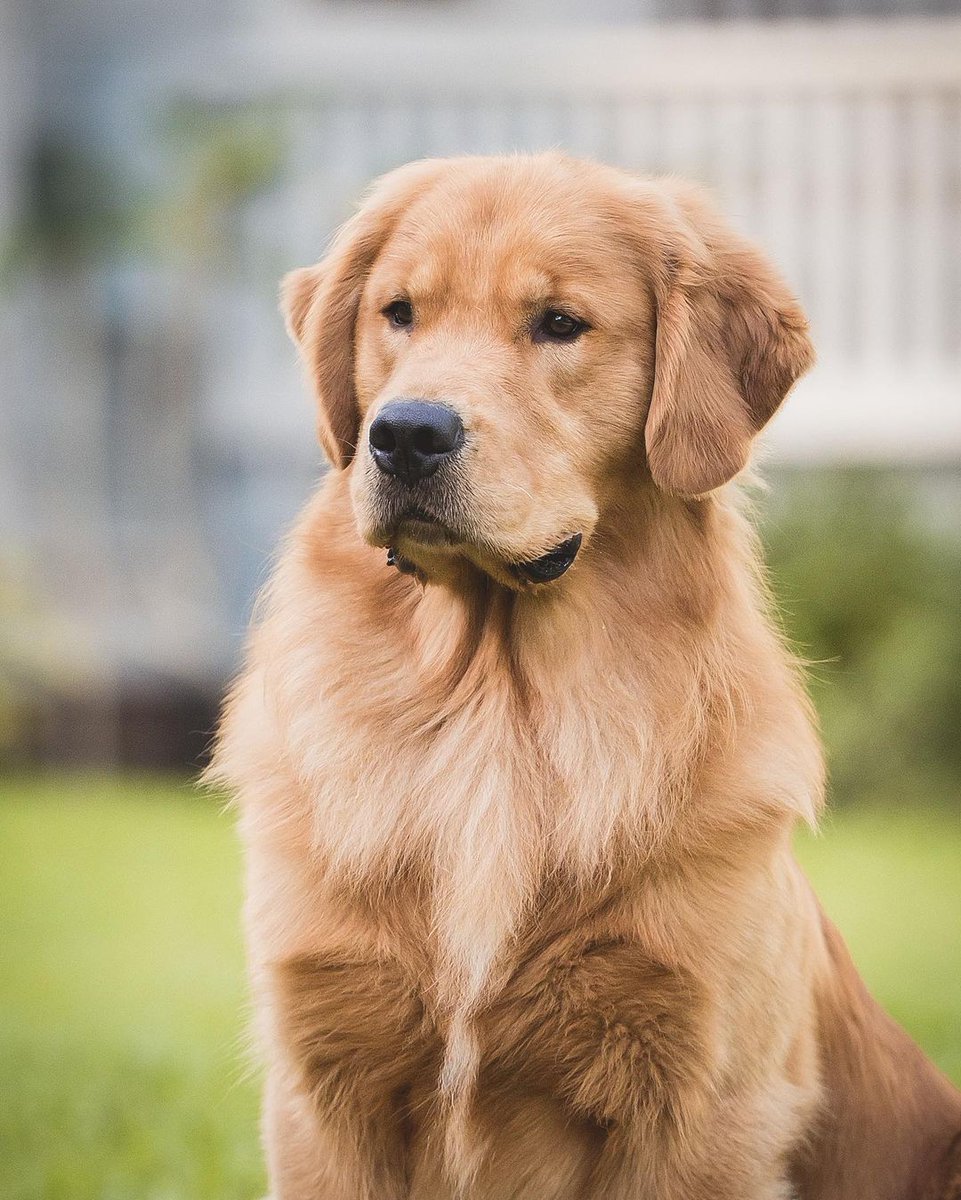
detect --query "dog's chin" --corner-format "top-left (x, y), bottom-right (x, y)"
top-left (381, 525), bottom-right (584, 592)
top-left (396, 516), bottom-right (460, 548)
top-left (358, 494), bottom-right (584, 589)
top-left (364, 509), bottom-right (463, 552)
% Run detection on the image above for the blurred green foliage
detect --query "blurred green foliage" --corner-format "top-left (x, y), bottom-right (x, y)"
top-left (763, 468), bottom-right (961, 809)
top-left (2, 111), bottom-right (283, 278)
top-left (795, 806), bottom-right (961, 1085)
top-left (0, 134), bottom-right (127, 276)
top-left (0, 556), bottom-right (79, 761)
top-left (158, 107), bottom-right (284, 265)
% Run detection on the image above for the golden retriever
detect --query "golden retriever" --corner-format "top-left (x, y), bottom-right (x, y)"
top-left (210, 153), bottom-right (961, 1199)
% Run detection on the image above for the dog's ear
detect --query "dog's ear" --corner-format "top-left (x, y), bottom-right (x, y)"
top-left (281, 160), bottom-right (444, 469)
top-left (643, 183), bottom-right (814, 497)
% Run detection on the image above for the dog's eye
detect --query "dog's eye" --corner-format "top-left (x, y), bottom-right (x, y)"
top-left (533, 309), bottom-right (587, 344)
top-left (383, 300), bottom-right (414, 329)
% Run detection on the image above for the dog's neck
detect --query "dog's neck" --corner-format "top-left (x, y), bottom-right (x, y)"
top-left (400, 487), bottom-right (746, 714)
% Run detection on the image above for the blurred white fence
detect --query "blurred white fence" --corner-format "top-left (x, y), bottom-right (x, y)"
top-left (183, 17), bottom-right (961, 463)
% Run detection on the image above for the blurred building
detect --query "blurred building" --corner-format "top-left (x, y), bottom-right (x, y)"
top-left (1, 0), bottom-right (960, 766)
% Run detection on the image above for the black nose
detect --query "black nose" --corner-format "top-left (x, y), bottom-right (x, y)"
top-left (368, 400), bottom-right (465, 485)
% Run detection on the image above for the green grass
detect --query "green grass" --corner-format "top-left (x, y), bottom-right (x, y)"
top-left (0, 776), bottom-right (264, 1200)
top-left (795, 804), bottom-right (961, 1086)
top-left (0, 776), bottom-right (959, 1200)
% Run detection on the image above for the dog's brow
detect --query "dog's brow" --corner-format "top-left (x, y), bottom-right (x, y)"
top-left (511, 270), bottom-right (555, 299)
top-left (403, 265), bottom-right (442, 299)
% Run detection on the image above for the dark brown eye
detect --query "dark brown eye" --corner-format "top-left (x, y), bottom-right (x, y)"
top-left (533, 309), bottom-right (586, 344)
top-left (383, 299), bottom-right (414, 329)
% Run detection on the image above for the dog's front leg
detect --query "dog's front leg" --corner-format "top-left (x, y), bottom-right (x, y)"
top-left (263, 1067), bottom-right (351, 1199)
top-left (263, 951), bottom-right (436, 1200)
top-left (263, 1065), bottom-right (411, 1200)
top-left (583, 1138), bottom-right (798, 1200)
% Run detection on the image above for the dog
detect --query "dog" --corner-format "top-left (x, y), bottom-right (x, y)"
top-left (210, 153), bottom-right (961, 1199)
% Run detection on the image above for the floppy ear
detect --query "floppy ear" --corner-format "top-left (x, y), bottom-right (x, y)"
top-left (281, 159), bottom-right (444, 469)
top-left (644, 183), bottom-right (814, 497)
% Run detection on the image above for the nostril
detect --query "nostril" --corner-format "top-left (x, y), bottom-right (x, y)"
top-left (369, 419), bottom-right (396, 453)
top-left (418, 408), bottom-right (464, 457)
top-left (412, 425), bottom-right (442, 456)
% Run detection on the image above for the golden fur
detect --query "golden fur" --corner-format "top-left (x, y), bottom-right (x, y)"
top-left (210, 154), bottom-right (961, 1199)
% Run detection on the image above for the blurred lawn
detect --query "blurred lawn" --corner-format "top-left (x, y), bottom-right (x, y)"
top-left (0, 775), bottom-right (959, 1200)
top-left (0, 776), bottom-right (264, 1200)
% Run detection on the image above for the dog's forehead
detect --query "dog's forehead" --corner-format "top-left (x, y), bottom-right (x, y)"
top-left (377, 162), bottom-right (640, 302)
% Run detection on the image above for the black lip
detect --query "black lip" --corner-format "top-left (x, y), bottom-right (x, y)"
top-left (513, 533), bottom-right (583, 584)
top-left (386, 547), bottom-right (418, 575)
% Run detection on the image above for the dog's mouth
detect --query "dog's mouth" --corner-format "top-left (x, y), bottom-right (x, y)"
top-left (386, 529), bottom-right (584, 584)
top-left (392, 505), bottom-right (458, 544)
top-left (512, 533), bottom-right (583, 584)
top-left (374, 490), bottom-right (583, 587)
top-left (381, 504), bottom-right (459, 575)
top-left (369, 486), bottom-right (460, 544)
top-left (397, 504), bottom-right (444, 526)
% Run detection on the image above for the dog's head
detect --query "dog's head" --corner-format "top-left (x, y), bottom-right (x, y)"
top-left (284, 154), bottom-right (812, 589)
